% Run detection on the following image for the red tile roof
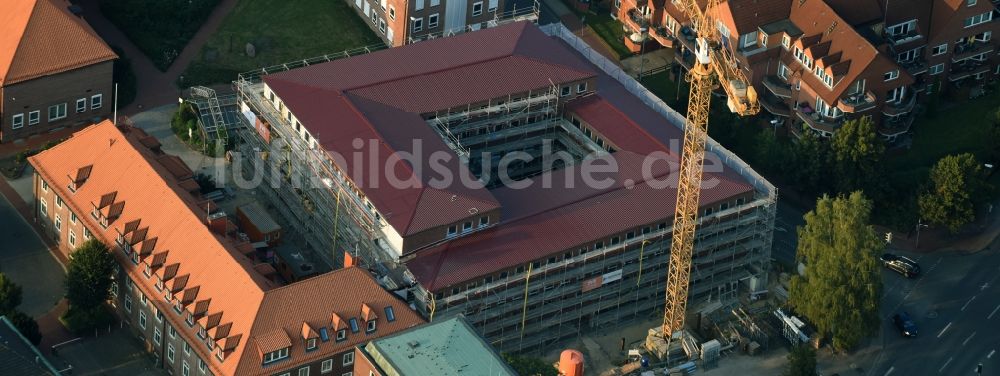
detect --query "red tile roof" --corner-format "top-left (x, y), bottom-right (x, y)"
top-left (263, 21), bottom-right (597, 236)
top-left (30, 122), bottom-right (425, 376)
top-left (0, 0), bottom-right (116, 86)
top-left (716, 0), bottom-right (791, 36)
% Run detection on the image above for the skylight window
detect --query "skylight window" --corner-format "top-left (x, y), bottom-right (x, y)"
top-left (349, 318), bottom-right (360, 333)
top-left (385, 306), bottom-right (396, 322)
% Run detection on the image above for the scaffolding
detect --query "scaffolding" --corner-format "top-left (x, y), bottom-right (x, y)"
top-left (405, 0), bottom-right (541, 44)
top-left (186, 86), bottom-right (240, 150)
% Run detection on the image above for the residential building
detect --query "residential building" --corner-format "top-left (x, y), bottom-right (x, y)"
top-left (0, 316), bottom-right (60, 375)
top-left (1, 0), bottom-right (116, 143)
top-left (614, 0), bottom-right (1000, 141)
top-left (234, 21), bottom-right (776, 354)
top-left (345, 0), bottom-right (542, 46)
top-left (353, 316), bottom-right (517, 376)
top-left (28, 121), bottom-right (425, 376)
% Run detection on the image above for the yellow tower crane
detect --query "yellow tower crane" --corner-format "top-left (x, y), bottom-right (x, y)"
top-left (661, 0), bottom-right (759, 343)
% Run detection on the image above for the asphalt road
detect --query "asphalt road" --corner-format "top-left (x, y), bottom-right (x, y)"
top-left (871, 246), bottom-right (1000, 376)
top-left (0, 189), bottom-right (64, 317)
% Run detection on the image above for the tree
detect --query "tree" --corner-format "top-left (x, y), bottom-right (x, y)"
top-left (65, 239), bottom-right (117, 311)
top-left (791, 131), bottom-right (833, 195)
top-left (0, 273), bottom-right (23, 315)
top-left (502, 353), bottom-right (558, 376)
top-left (784, 345), bottom-right (817, 376)
top-left (830, 117), bottom-right (885, 194)
top-left (789, 192), bottom-right (883, 351)
top-left (6, 311), bottom-right (41, 346)
top-left (919, 153), bottom-right (988, 233)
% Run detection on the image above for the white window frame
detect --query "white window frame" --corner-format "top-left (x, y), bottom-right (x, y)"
top-left (124, 294), bottom-right (132, 312)
top-left (139, 311), bottom-right (147, 329)
top-left (428, 13), bottom-right (439, 29)
top-left (69, 230), bottom-right (77, 247)
top-left (167, 344), bottom-right (175, 363)
top-left (76, 98), bottom-right (87, 113)
top-left (430, 0), bottom-right (439, 6)
top-left (930, 63), bottom-right (944, 75)
top-left (11, 113), bottom-right (24, 129)
top-left (561, 86), bottom-right (571, 96)
top-left (472, 1), bottom-right (483, 16)
top-left (577, 82), bottom-right (587, 93)
top-left (343, 351), bottom-right (355, 366)
top-left (183, 362), bottom-right (190, 376)
top-left (781, 34), bottom-right (791, 49)
top-left (412, 17), bottom-right (423, 33)
top-left (48, 103), bottom-right (67, 121)
top-left (366, 319), bottom-right (376, 332)
top-left (969, 0), bottom-right (977, 6)
top-left (965, 11), bottom-right (993, 28)
top-left (488, 0), bottom-right (497, 12)
top-left (91, 94), bottom-right (103, 110)
top-left (740, 31), bottom-right (758, 48)
top-left (886, 20), bottom-right (916, 36)
top-left (932, 43), bottom-right (948, 56)
top-left (321, 359), bottom-right (334, 373)
top-left (388, 6), bottom-right (395, 20)
top-left (299, 367), bottom-right (310, 376)
top-left (55, 214), bottom-right (62, 230)
top-left (28, 110), bottom-right (39, 126)
top-left (884, 70), bottom-right (899, 81)
top-left (154, 327), bottom-right (162, 344)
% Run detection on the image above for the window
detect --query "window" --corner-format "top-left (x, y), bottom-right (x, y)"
top-left (336, 329), bottom-right (347, 341)
top-left (184, 342), bottom-right (192, 355)
top-left (76, 98), bottom-right (87, 113)
top-left (124, 294), bottom-right (132, 312)
top-left (930, 63), bottom-right (944, 75)
top-left (321, 359), bottom-right (334, 373)
top-left (965, 11), bottom-right (993, 28)
top-left (199, 359), bottom-right (207, 372)
top-left (349, 318), bottom-right (360, 333)
top-left (595, 241), bottom-right (604, 249)
top-left (778, 63), bottom-right (789, 80)
top-left (139, 311), bottom-right (147, 329)
top-left (883, 70), bottom-right (899, 81)
top-left (472, 1), bottom-right (483, 16)
top-left (886, 86), bottom-right (905, 103)
top-left (263, 347), bottom-right (290, 364)
top-left (70, 212), bottom-right (77, 224)
top-left (716, 20), bottom-right (730, 38)
top-left (479, 216), bottom-right (489, 227)
top-left (343, 352), bottom-right (355, 366)
top-left (561, 86), bottom-right (571, 96)
top-left (968, 0), bottom-right (977, 5)
top-left (462, 221), bottom-right (473, 232)
top-left (577, 83), bottom-right (587, 93)
top-left (412, 17), bottom-right (423, 33)
top-left (154, 327), bottom-right (162, 345)
top-left (447, 225), bottom-right (457, 237)
top-left (183, 362), bottom-right (190, 376)
top-left (933, 43), bottom-right (948, 56)
top-left (428, 13), bottom-right (439, 28)
top-left (886, 20), bottom-right (916, 36)
top-left (55, 214), bottom-right (62, 230)
top-left (306, 338), bottom-right (318, 351)
top-left (976, 30), bottom-right (992, 42)
top-left (740, 31), bottom-right (758, 48)
top-left (167, 344), bottom-right (175, 363)
top-left (385, 306), bottom-right (396, 322)
top-left (56, 195), bottom-right (63, 208)
top-left (27, 111), bottom-right (39, 125)
top-left (169, 324), bottom-right (177, 338)
top-left (365, 319), bottom-right (377, 332)
top-left (39, 198), bottom-right (47, 215)
top-left (781, 34), bottom-right (791, 49)
top-left (378, 18), bottom-right (386, 34)
top-left (48, 103), bottom-right (67, 121)
top-left (416, 0), bottom-right (424, 10)
top-left (69, 230), bottom-right (77, 247)
top-left (92, 94), bottom-right (103, 110)
top-left (139, 291), bottom-right (147, 306)
top-left (299, 367), bottom-right (310, 376)
top-left (11, 113), bottom-right (24, 129)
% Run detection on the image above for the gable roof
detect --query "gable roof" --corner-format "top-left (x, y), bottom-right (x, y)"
top-left (0, 0), bottom-right (116, 86)
top-left (263, 21), bottom-right (598, 236)
top-left (716, 0), bottom-right (792, 36)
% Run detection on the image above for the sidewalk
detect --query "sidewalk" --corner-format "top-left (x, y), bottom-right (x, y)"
top-left (75, 0), bottom-right (238, 115)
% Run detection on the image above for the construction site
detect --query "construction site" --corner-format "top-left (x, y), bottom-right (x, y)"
top-left (214, 19), bottom-right (779, 373)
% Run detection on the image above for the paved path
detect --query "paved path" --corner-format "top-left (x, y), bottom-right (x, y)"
top-left (539, 0), bottom-right (622, 64)
top-left (75, 0), bottom-right (238, 115)
top-left (0, 186), bottom-right (64, 317)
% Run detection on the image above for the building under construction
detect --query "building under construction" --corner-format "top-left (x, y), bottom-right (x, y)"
top-left (232, 21), bottom-right (776, 354)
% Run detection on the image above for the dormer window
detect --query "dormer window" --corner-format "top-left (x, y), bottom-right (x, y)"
top-left (198, 326), bottom-right (207, 339)
top-left (156, 277), bottom-right (164, 291)
top-left (144, 263), bottom-right (152, 277)
top-left (446, 225), bottom-right (457, 237)
top-left (336, 329), bottom-right (347, 341)
top-left (263, 347), bottom-right (290, 364)
top-left (366, 320), bottom-right (376, 333)
top-left (306, 338), bottom-right (318, 351)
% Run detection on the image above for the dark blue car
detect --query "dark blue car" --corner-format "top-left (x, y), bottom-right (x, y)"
top-left (892, 312), bottom-right (918, 337)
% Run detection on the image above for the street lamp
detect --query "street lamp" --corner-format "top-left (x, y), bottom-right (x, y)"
top-left (915, 219), bottom-right (929, 250)
top-left (634, 26), bottom-right (649, 83)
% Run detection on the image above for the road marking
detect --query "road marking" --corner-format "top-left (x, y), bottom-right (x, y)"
top-left (939, 357), bottom-right (953, 373)
top-left (989, 349), bottom-right (996, 359)
top-left (938, 322), bottom-right (953, 338)
top-left (963, 331), bottom-right (977, 346)
top-left (962, 296), bottom-right (977, 311)
top-left (884, 366), bottom-right (895, 376)
top-left (983, 282), bottom-right (990, 291)
top-left (989, 304), bottom-right (1000, 319)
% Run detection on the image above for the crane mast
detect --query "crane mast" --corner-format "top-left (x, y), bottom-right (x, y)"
top-left (661, 0), bottom-right (758, 342)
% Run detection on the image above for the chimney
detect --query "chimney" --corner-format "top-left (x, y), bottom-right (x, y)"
top-left (344, 251), bottom-right (356, 268)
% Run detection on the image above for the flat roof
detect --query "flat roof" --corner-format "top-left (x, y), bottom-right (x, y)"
top-left (365, 316), bottom-right (516, 376)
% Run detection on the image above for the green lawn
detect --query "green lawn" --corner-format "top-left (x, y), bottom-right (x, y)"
top-left (584, 13), bottom-right (632, 60)
top-left (100, 0), bottom-right (220, 71)
top-left (182, 0), bottom-right (382, 86)
top-left (887, 90), bottom-right (1000, 186)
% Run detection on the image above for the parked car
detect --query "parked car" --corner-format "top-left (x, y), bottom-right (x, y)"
top-left (892, 312), bottom-right (918, 337)
top-left (881, 253), bottom-right (921, 278)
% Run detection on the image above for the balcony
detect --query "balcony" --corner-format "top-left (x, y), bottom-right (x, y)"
top-left (795, 105), bottom-right (843, 136)
top-left (882, 91), bottom-right (917, 117)
top-left (674, 48), bottom-right (695, 70)
top-left (879, 112), bottom-right (916, 141)
top-left (837, 91), bottom-right (877, 113)
top-left (623, 8), bottom-right (651, 34)
top-left (952, 40), bottom-right (994, 63)
top-left (762, 75), bottom-right (791, 98)
top-left (649, 26), bottom-right (675, 47)
top-left (898, 58), bottom-right (928, 75)
top-left (886, 30), bottom-right (923, 47)
top-left (948, 60), bottom-right (990, 82)
top-left (759, 92), bottom-right (790, 117)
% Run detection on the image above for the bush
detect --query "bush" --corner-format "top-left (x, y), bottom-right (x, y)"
top-left (7, 311), bottom-right (41, 346)
top-left (60, 306), bottom-right (114, 335)
top-left (99, 0), bottom-right (221, 70)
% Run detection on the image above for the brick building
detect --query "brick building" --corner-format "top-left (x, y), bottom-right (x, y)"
top-left (614, 0), bottom-right (1000, 141)
top-left (0, 0), bottom-right (116, 143)
top-left (29, 121), bottom-right (425, 376)
top-left (234, 21), bottom-right (776, 354)
top-left (346, 0), bottom-right (540, 46)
